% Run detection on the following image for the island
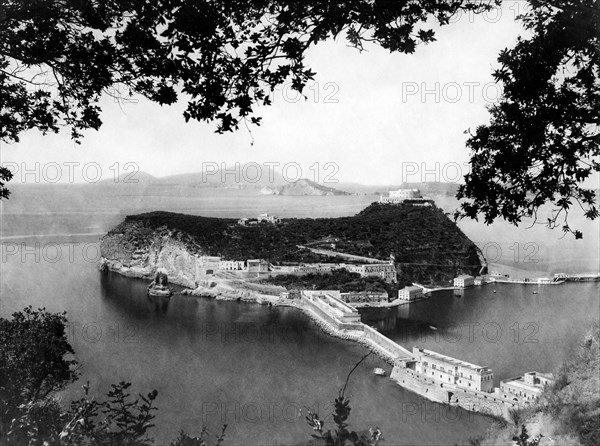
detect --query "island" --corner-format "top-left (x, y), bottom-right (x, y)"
top-left (99, 201), bottom-right (484, 293)
top-left (99, 200), bottom-right (551, 421)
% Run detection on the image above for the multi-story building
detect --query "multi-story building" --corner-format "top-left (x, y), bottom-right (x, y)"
top-left (389, 189), bottom-right (422, 199)
top-left (246, 259), bottom-right (269, 273)
top-left (397, 286), bottom-right (423, 301)
top-left (348, 262), bottom-right (397, 283)
top-left (453, 275), bottom-right (475, 288)
top-left (257, 213), bottom-right (280, 223)
top-left (341, 291), bottom-right (388, 303)
top-left (412, 347), bottom-right (494, 392)
top-left (218, 260), bottom-right (245, 271)
top-left (499, 372), bottom-right (555, 403)
top-left (379, 189), bottom-right (433, 205)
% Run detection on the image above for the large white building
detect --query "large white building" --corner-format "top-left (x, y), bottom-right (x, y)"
top-left (257, 213), bottom-right (280, 223)
top-left (379, 189), bottom-right (433, 205)
top-left (397, 286), bottom-right (423, 301)
top-left (412, 347), bottom-right (495, 392)
top-left (218, 260), bottom-right (245, 271)
top-left (454, 275), bottom-right (475, 288)
top-left (247, 259), bottom-right (269, 272)
top-left (348, 262), bottom-right (397, 283)
top-left (390, 189), bottom-right (421, 199)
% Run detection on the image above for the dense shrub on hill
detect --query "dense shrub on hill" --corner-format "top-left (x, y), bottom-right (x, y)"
top-left (114, 203), bottom-right (481, 285)
top-left (261, 269), bottom-right (389, 293)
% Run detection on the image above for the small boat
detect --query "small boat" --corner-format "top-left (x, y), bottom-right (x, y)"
top-left (429, 325), bottom-right (438, 331)
top-left (147, 284), bottom-right (172, 297)
top-left (493, 290), bottom-right (497, 293)
top-left (533, 291), bottom-right (538, 294)
top-left (373, 368), bottom-right (386, 376)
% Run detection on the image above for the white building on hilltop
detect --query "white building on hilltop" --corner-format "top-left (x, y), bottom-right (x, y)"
top-left (379, 189), bottom-right (433, 205)
top-left (257, 213), bottom-right (280, 223)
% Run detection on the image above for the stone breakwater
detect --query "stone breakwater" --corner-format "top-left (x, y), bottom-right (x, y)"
top-left (299, 307), bottom-right (397, 366)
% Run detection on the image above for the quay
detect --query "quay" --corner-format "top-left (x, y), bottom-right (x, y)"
top-left (297, 289), bottom-right (555, 421)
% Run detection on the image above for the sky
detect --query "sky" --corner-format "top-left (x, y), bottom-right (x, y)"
top-left (1, 2), bottom-right (530, 186)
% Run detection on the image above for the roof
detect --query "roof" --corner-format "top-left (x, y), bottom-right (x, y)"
top-left (455, 275), bottom-right (474, 280)
top-left (416, 347), bottom-right (491, 372)
top-left (400, 286), bottom-right (422, 292)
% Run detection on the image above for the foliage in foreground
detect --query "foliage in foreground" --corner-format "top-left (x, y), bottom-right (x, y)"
top-left (458, 0), bottom-right (599, 238)
top-left (1, 307), bottom-right (382, 445)
top-left (473, 323), bottom-right (600, 446)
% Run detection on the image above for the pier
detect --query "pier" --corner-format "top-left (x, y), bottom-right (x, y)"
top-left (298, 289), bottom-right (553, 421)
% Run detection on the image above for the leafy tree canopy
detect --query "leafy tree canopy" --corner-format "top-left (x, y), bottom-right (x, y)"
top-left (457, 0), bottom-right (600, 238)
top-left (0, 0), bottom-right (492, 141)
top-left (0, 0), bottom-right (493, 197)
top-left (1, 0), bottom-right (598, 237)
top-left (0, 306), bottom-right (78, 427)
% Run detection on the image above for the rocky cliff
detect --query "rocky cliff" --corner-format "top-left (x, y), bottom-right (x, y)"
top-left (100, 222), bottom-right (207, 288)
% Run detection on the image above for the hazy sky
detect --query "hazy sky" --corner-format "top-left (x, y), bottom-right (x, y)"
top-left (2, 2), bottom-right (529, 186)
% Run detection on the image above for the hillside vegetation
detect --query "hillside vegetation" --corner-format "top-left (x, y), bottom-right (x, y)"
top-left (260, 269), bottom-right (392, 293)
top-left (109, 202), bottom-right (482, 285)
top-left (477, 323), bottom-right (600, 446)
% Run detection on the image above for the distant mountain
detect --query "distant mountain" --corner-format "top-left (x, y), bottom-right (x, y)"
top-left (158, 164), bottom-right (287, 188)
top-left (262, 178), bottom-right (351, 196)
top-left (99, 171), bottom-right (158, 185)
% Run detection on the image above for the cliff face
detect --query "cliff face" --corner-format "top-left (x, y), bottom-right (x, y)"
top-left (100, 221), bottom-right (207, 288)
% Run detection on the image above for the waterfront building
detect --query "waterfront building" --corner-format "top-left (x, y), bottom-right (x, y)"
top-left (499, 372), bottom-right (555, 403)
top-left (453, 275), bottom-right (475, 288)
top-left (246, 259), bottom-right (269, 273)
top-left (341, 291), bottom-right (388, 303)
top-left (474, 276), bottom-right (486, 286)
top-left (397, 286), bottom-right (423, 301)
top-left (301, 290), bottom-right (362, 328)
top-left (412, 347), bottom-right (494, 392)
top-left (218, 260), bottom-right (245, 270)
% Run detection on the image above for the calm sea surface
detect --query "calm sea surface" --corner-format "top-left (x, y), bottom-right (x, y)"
top-left (1, 187), bottom-right (598, 445)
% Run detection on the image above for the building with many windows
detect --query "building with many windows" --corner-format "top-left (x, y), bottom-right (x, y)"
top-left (379, 189), bottom-right (434, 205)
top-left (348, 262), bottom-right (397, 283)
top-left (257, 213), bottom-right (280, 223)
top-left (412, 347), bottom-right (494, 392)
top-left (246, 259), bottom-right (269, 273)
top-left (499, 372), bottom-right (555, 403)
top-left (218, 260), bottom-right (245, 271)
top-left (453, 275), bottom-right (475, 288)
top-left (397, 286), bottom-right (423, 301)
